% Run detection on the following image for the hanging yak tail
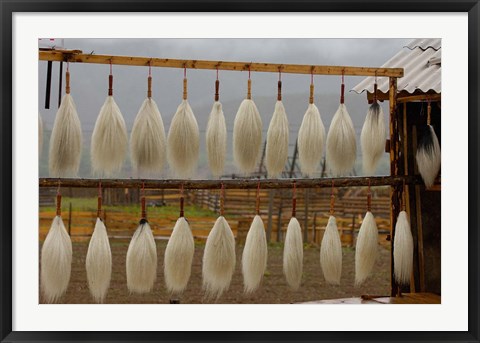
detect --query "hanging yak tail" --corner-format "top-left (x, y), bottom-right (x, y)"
top-left (232, 99), bottom-right (263, 174)
top-left (202, 216), bottom-right (236, 299)
top-left (86, 218), bottom-right (112, 303)
top-left (320, 216), bottom-right (342, 285)
top-left (91, 96), bottom-right (128, 176)
top-left (164, 217), bottom-right (195, 294)
top-left (167, 100), bottom-right (200, 178)
top-left (130, 98), bottom-right (167, 177)
top-left (49, 94), bottom-right (82, 177)
top-left (41, 216), bottom-right (72, 303)
top-left (206, 101), bottom-right (227, 178)
top-left (355, 211), bottom-right (378, 286)
top-left (283, 217), bottom-right (303, 290)
top-left (242, 215), bottom-right (268, 293)
top-left (266, 101), bottom-right (289, 178)
top-left (326, 103), bottom-right (357, 176)
top-left (393, 211), bottom-right (414, 285)
top-left (416, 125), bottom-right (441, 188)
top-left (361, 102), bottom-right (386, 175)
top-left (297, 103), bottom-right (326, 177)
top-left (126, 219), bottom-right (157, 294)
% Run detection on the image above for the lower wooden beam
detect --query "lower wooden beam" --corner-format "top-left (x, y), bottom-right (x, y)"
top-left (39, 175), bottom-right (422, 190)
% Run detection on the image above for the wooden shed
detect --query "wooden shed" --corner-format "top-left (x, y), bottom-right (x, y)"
top-left (353, 38), bottom-right (441, 295)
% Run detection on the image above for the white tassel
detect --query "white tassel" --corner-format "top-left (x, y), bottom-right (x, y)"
top-left (360, 102), bottom-right (386, 175)
top-left (326, 103), bottom-right (357, 176)
top-left (164, 217), bottom-right (195, 294)
top-left (355, 211), bottom-right (378, 285)
top-left (38, 113), bottom-right (43, 157)
top-left (49, 94), bottom-right (82, 177)
top-left (130, 98), bottom-right (167, 177)
top-left (91, 96), bottom-right (128, 176)
top-left (242, 215), bottom-right (268, 293)
top-left (233, 99), bottom-right (263, 174)
top-left (394, 211), bottom-right (414, 285)
top-left (283, 217), bottom-right (303, 290)
top-left (167, 100), bottom-right (200, 178)
top-left (126, 220), bottom-right (157, 293)
top-left (206, 102), bottom-right (227, 178)
top-left (320, 216), bottom-right (342, 285)
top-left (202, 216), bottom-right (236, 299)
top-left (416, 125), bottom-right (441, 188)
top-left (86, 218), bottom-right (112, 303)
top-left (41, 216), bottom-right (72, 303)
top-left (297, 103), bottom-right (326, 177)
top-left (266, 101), bottom-right (289, 178)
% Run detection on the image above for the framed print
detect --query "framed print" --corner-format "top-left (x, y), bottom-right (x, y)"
top-left (1, 1), bottom-right (479, 342)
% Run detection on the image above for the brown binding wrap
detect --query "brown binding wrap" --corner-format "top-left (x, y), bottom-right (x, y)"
top-left (65, 71), bottom-right (70, 94)
top-left (108, 74), bottom-right (113, 96)
top-left (147, 76), bottom-right (152, 98)
top-left (247, 79), bottom-right (252, 100)
top-left (340, 83), bottom-right (345, 104)
top-left (277, 80), bottom-right (282, 101)
top-left (183, 78), bottom-right (188, 100)
top-left (141, 195), bottom-right (146, 220)
top-left (291, 182), bottom-right (297, 217)
top-left (56, 193), bottom-right (62, 216)
top-left (427, 101), bottom-right (432, 126)
top-left (309, 83), bottom-right (314, 104)
top-left (97, 194), bottom-right (102, 218)
top-left (215, 79), bottom-right (219, 102)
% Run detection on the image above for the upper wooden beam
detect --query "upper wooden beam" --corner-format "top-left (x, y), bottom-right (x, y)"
top-left (39, 50), bottom-right (404, 78)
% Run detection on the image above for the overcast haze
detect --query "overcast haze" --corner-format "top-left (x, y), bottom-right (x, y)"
top-left (38, 38), bottom-right (411, 178)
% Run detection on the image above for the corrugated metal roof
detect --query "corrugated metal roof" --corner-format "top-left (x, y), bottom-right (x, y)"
top-left (351, 39), bottom-right (441, 95)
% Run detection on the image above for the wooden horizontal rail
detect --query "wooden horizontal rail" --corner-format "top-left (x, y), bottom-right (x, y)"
top-left (39, 176), bottom-right (420, 190)
top-left (39, 50), bottom-right (404, 78)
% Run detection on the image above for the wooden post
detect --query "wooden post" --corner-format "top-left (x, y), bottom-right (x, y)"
top-left (267, 189), bottom-right (274, 243)
top-left (304, 189), bottom-right (309, 243)
top-left (389, 77), bottom-right (401, 297)
top-left (68, 202), bottom-right (72, 236)
top-left (276, 192), bottom-right (284, 242)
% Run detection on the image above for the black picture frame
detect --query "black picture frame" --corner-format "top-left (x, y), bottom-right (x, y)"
top-left (1, 1), bottom-right (479, 342)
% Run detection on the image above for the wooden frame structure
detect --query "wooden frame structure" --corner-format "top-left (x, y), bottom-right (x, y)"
top-left (38, 48), bottom-right (405, 296)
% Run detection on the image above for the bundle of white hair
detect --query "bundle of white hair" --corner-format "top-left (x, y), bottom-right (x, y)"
top-left (326, 103), bottom-right (357, 176)
top-left (206, 80), bottom-right (227, 178)
top-left (41, 207), bottom-right (72, 303)
top-left (416, 104), bottom-right (441, 188)
top-left (126, 218), bottom-right (157, 294)
top-left (167, 77), bottom-right (200, 178)
top-left (90, 76), bottom-right (128, 176)
top-left (242, 214), bottom-right (268, 293)
top-left (233, 78), bottom-right (263, 174)
top-left (86, 218), bottom-right (112, 303)
top-left (164, 216), bottom-right (195, 294)
top-left (320, 215), bottom-right (342, 285)
top-left (130, 75), bottom-right (167, 177)
top-left (49, 70), bottom-right (82, 177)
top-left (284, 217), bottom-right (303, 290)
top-left (297, 83), bottom-right (325, 177)
top-left (355, 211), bottom-right (378, 285)
top-left (266, 81), bottom-right (289, 178)
top-left (202, 216), bottom-right (236, 299)
top-left (360, 101), bottom-right (386, 175)
top-left (393, 210), bottom-right (414, 285)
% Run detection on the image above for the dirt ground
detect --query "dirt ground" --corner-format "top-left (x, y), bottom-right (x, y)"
top-left (40, 240), bottom-right (391, 304)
